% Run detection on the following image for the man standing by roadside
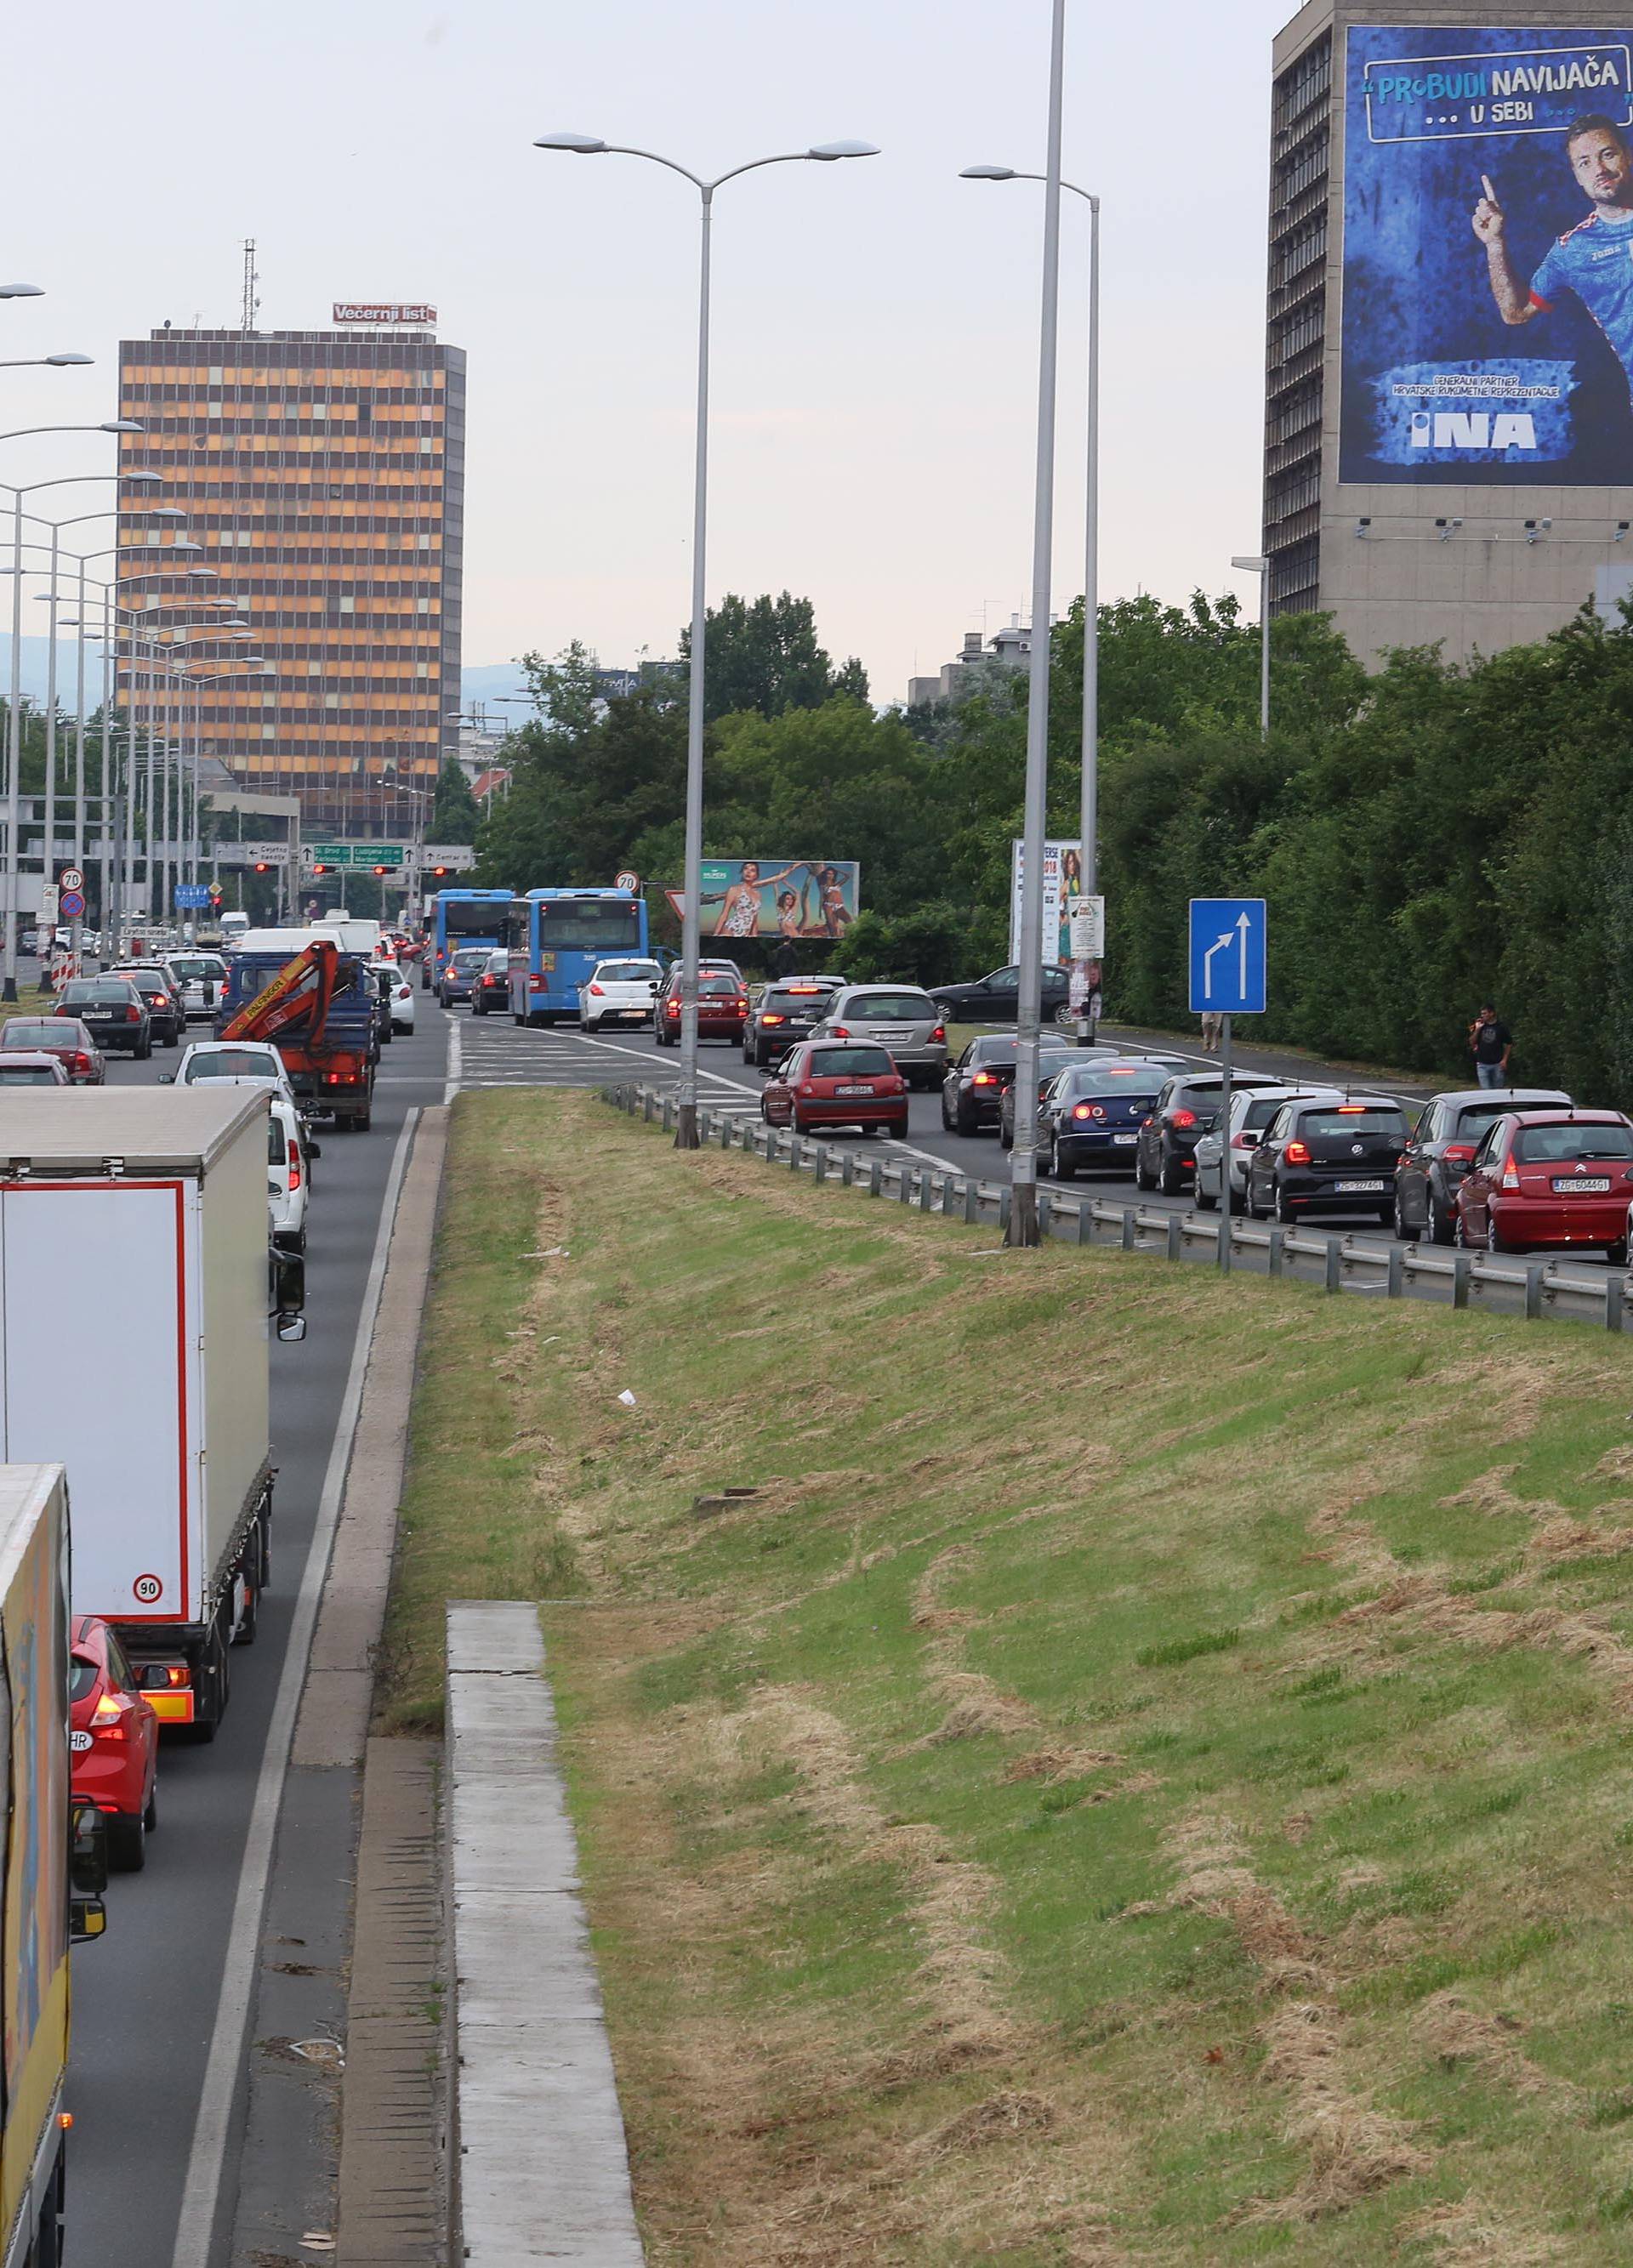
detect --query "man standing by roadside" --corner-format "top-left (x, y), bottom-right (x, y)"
top-left (1469, 1003), bottom-right (1514, 1089)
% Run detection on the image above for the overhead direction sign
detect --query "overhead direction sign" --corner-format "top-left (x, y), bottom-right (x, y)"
top-left (1188, 896), bottom-right (1266, 1016)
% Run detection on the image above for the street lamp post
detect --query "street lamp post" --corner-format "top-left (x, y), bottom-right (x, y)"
top-left (1003, 0), bottom-right (1067, 1248)
top-left (1231, 554), bottom-right (1271, 738)
top-left (533, 128), bottom-right (879, 1147)
top-left (960, 162), bottom-right (1101, 1045)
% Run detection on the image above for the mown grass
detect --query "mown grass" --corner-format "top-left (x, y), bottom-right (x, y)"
top-left (381, 1089), bottom-right (1633, 2264)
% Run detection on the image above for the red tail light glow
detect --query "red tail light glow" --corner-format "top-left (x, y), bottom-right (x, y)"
top-left (588, 983), bottom-right (605, 996)
top-left (829, 1025), bottom-right (851, 1039)
top-left (1071, 1102), bottom-right (1101, 1121)
top-left (1500, 1153), bottom-right (1520, 1191)
top-left (972, 1071), bottom-right (997, 1087)
top-left (930, 1025), bottom-right (946, 1043)
top-left (1170, 1108), bottom-right (1197, 1128)
top-left (90, 1694), bottom-right (127, 1739)
top-left (287, 1138), bottom-right (302, 1191)
top-left (666, 998), bottom-right (681, 1016)
top-left (73, 1053), bottom-right (90, 1072)
top-left (761, 1013), bottom-right (786, 1025)
top-left (1284, 1139), bottom-right (1312, 1165)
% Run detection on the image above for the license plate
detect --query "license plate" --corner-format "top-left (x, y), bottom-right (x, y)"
top-left (1555, 1176), bottom-right (1611, 1194)
top-left (836, 1085), bottom-right (875, 1096)
top-left (1112, 1133), bottom-right (1137, 1145)
top-left (70, 1731), bottom-right (92, 1753)
top-left (1334, 1179), bottom-right (1387, 1193)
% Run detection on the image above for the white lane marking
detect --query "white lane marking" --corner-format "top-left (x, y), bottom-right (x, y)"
top-left (526, 1024), bottom-right (757, 1094)
top-left (173, 1106), bottom-right (420, 2268)
top-left (443, 1012), bottom-right (462, 1105)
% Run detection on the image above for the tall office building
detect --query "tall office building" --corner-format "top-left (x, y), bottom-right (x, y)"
top-left (1265, 6), bottom-right (1633, 660)
top-left (116, 312), bottom-right (464, 836)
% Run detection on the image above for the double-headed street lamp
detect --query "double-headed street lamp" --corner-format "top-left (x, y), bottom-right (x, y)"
top-left (1230, 554), bottom-right (1271, 738)
top-left (533, 128), bottom-right (879, 1147)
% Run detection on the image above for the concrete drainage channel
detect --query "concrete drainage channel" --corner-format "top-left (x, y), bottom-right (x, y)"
top-left (602, 1081), bottom-right (1633, 1336)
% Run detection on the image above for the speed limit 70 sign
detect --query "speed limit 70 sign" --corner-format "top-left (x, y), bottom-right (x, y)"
top-left (59, 867), bottom-right (83, 894)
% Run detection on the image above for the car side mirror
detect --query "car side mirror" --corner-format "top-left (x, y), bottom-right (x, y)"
top-left (156, 1072), bottom-right (174, 1084)
top-left (306, 1140), bottom-right (321, 1159)
top-left (1240, 1131), bottom-right (1261, 1147)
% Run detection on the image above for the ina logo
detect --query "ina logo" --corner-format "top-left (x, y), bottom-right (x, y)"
top-left (1410, 409), bottom-right (1538, 450)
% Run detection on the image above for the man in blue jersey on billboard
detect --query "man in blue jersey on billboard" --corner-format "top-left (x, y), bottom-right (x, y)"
top-left (1473, 114), bottom-right (1633, 387)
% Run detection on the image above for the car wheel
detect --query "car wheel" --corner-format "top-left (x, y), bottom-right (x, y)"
top-left (940, 1090), bottom-right (953, 1131)
top-left (137, 1036), bottom-right (152, 1060)
top-left (792, 1109), bottom-right (809, 1136)
top-left (1392, 1191), bottom-right (1412, 1241)
top-left (1158, 1156), bottom-right (1186, 1197)
top-left (1425, 1191), bottom-right (1453, 1248)
top-left (1227, 1182), bottom-right (1247, 1216)
top-left (1050, 1137), bottom-right (1074, 1182)
top-left (1135, 1148), bottom-right (1156, 1192)
top-left (106, 1810), bottom-right (146, 1873)
top-left (1275, 1181), bottom-right (1299, 1225)
top-left (1195, 1179), bottom-right (1217, 1213)
top-left (999, 1121), bottom-right (1013, 1151)
top-left (1051, 1002), bottom-right (1075, 1028)
top-left (143, 1782), bottom-right (157, 1835)
top-left (1609, 1238), bottom-right (1630, 1269)
top-left (954, 1102), bottom-right (977, 1137)
top-left (1454, 1208), bottom-right (1471, 1250)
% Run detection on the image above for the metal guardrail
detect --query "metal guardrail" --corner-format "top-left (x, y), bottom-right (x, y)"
top-left (600, 1083), bottom-right (1631, 1335)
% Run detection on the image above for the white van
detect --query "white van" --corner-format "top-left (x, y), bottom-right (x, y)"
top-left (314, 913), bottom-right (384, 957)
top-left (219, 911), bottom-right (251, 950)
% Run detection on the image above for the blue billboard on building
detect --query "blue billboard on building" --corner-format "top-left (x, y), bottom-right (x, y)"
top-left (1340, 26), bottom-right (1633, 484)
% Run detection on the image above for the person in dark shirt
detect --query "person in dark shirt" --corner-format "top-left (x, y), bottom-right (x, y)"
top-left (1469, 1003), bottom-right (1514, 1089)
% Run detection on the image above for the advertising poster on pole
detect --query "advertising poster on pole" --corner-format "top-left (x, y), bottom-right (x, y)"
top-left (1340, 25), bottom-right (1633, 486)
top-left (1008, 838), bottom-right (1086, 963)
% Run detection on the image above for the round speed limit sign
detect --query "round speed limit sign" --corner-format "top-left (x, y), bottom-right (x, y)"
top-left (132, 1572), bottom-right (163, 1605)
top-left (59, 867), bottom-right (84, 894)
top-left (614, 870), bottom-right (640, 893)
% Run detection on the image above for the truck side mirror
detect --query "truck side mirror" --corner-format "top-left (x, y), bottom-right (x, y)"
top-left (71, 1799), bottom-right (109, 1900)
top-left (270, 1246), bottom-right (305, 1321)
top-left (276, 1312), bottom-right (308, 1343)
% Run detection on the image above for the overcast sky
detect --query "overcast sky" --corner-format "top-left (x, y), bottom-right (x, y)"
top-left (9, 0), bottom-right (1292, 705)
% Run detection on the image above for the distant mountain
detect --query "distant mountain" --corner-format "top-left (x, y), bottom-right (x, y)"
top-left (462, 662), bottom-right (532, 716)
top-left (0, 637), bottom-right (541, 721)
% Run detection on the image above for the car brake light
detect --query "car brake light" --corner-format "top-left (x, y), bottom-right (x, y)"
top-left (90, 1695), bottom-right (127, 1737)
top-left (1336, 1104), bottom-right (1368, 1114)
top-left (1443, 1144), bottom-right (1476, 1162)
top-left (287, 1138), bottom-right (302, 1191)
top-left (73, 1053), bottom-right (89, 1072)
top-left (930, 1025), bottom-right (946, 1043)
top-left (1170, 1108), bottom-right (1197, 1128)
top-left (972, 1071), bottom-right (997, 1087)
top-left (588, 983), bottom-right (605, 996)
top-left (796, 1082), bottom-right (815, 1096)
top-left (123, 1006), bottom-right (138, 1021)
top-left (666, 998), bottom-right (680, 1016)
top-left (1500, 1153), bottom-right (1520, 1191)
top-left (761, 1013), bottom-right (786, 1026)
top-left (1071, 1102), bottom-right (1100, 1121)
top-left (1285, 1139), bottom-right (1312, 1164)
top-left (829, 1025), bottom-right (850, 1039)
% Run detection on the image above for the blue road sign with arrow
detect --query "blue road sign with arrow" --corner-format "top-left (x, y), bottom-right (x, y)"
top-left (1188, 896), bottom-right (1266, 1016)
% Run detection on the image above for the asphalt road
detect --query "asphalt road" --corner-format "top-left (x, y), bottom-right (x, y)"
top-left (62, 997), bottom-right (449, 2268)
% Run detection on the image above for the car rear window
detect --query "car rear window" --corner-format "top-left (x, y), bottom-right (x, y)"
top-left (1059, 1066), bottom-right (1164, 1098)
top-left (0, 1066), bottom-right (60, 1084)
top-left (168, 958), bottom-right (223, 980)
top-left (2, 1021), bottom-right (74, 1045)
top-left (845, 992), bottom-right (934, 1020)
top-left (185, 1049), bottom-right (277, 1081)
top-left (1454, 1104), bottom-right (1522, 1142)
top-left (595, 963), bottom-right (658, 982)
top-left (451, 948), bottom-right (489, 968)
top-left (1514, 1123), bottom-right (1633, 1162)
top-left (1299, 1107), bottom-right (1407, 1138)
top-left (699, 974), bottom-right (743, 996)
top-left (808, 1047), bottom-right (895, 1077)
top-left (268, 1120), bottom-right (287, 1165)
top-left (971, 1037), bottom-right (1020, 1062)
top-left (64, 983), bottom-right (136, 1004)
top-left (70, 1654), bottom-right (98, 1705)
top-left (764, 988), bottom-right (828, 1013)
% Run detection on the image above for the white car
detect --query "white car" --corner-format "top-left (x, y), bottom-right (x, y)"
top-left (1193, 1083), bottom-right (1338, 1215)
top-left (578, 957), bottom-right (663, 1032)
top-left (266, 1092), bottom-right (318, 1253)
top-left (163, 951), bottom-right (230, 1022)
top-left (164, 1039), bottom-right (298, 1106)
top-left (370, 959), bottom-right (416, 1033)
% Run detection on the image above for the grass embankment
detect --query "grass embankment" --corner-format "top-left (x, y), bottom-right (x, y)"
top-left (380, 1090), bottom-right (1633, 2264)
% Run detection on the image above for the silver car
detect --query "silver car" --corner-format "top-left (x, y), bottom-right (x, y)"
top-left (1194, 1084), bottom-right (1343, 1214)
top-left (811, 985), bottom-right (947, 1089)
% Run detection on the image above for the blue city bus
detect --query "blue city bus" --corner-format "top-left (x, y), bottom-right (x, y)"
top-left (430, 889), bottom-right (516, 991)
top-left (508, 888), bottom-right (650, 1026)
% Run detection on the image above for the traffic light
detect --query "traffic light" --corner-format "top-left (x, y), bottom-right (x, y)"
top-left (372, 864), bottom-right (388, 877)
top-left (209, 888), bottom-right (223, 908)
top-left (430, 864), bottom-right (448, 878)
top-left (253, 861), bottom-right (271, 875)
top-left (312, 863), bottom-right (332, 875)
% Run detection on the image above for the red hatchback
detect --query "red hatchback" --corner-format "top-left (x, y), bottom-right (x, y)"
top-left (0, 1015), bottom-right (105, 1083)
top-left (1454, 1110), bottom-right (1633, 1263)
top-left (760, 1041), bottom-right (909, 1136)
top-left (655, 969), bottom-right (749, 1044)
top-left (71, 1615), bottom-right (159, 1873)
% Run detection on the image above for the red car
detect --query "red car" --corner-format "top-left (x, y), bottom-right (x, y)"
top-left (654, 969), bottom-right (749, 1044)
top-left (760, 1040), bottom-right (909, 1136)
top-left (71, 1615), bottom-right (159, 1873)
top-left (0, 1014), bottom-right (105, 1083)
top-left (1453, 1109), bottom-right (1633, 1263)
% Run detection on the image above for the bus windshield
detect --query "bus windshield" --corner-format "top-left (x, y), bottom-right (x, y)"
top-left (536, 900), bottom-right (643, 952)
top-left (442, 898), bottom-right (512, 940)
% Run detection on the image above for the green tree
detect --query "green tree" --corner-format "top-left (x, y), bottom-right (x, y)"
top-left (680, 592), bottom-right (868, 722)
top-left (430, 755), bottom-right (479, 845)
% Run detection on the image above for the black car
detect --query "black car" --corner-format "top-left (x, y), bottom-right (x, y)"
top-left (930, 963), bottom-right (1074, 1026)
top-left (1133, 1072), bottom-right (1284, 1197)
top-left (995, 1042), bottom-right (1090, 1148)
top-left (1246, 1094), bottom-right (1410, 1225)
top-left (58, 977), bottom-right (151, 1058)
top-left (940, 1033), bottom-right (1064, 1134)
top-left (1392, 1085), bottom-right (1571, 1245)
top-left (111, 963), bottom-right (183, 1049)
top-left (362, 966), bottom-right (393, 1047)
top-left (743, 980), bottom-right (842, 1069)
top-left (1028, 1057), bottom-right (1179, 1178)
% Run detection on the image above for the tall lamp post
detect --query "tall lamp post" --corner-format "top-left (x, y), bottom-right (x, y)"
top-left (1231, 554), bottom-right (1271, 737)
top-left (532, 128), bottom-right (879, 1147)
top-left (960, 159), bottom-right (1100, 1045)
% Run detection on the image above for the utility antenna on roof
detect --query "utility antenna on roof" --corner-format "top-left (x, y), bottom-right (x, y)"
top-left (240, 238), bottom-right (259, 335)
